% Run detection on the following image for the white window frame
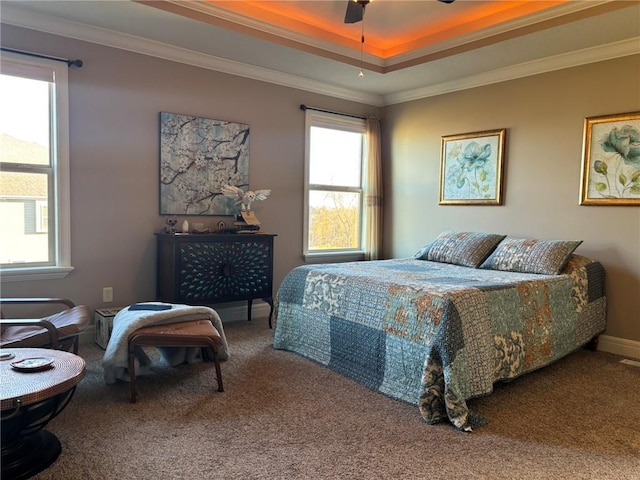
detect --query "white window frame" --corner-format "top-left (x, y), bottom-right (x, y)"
top-left (303, 109), bottom-right (366, 263)
top-left (0, 52), bottom-right (73, 281)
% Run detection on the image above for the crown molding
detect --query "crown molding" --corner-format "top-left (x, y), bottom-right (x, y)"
top-left (2, 4), bottom-right (637, 109)
top-left (383, 37), bottom-right (640, 106)
top-left (161, 0), bottom-right (616, 67)
top-left (387, 0), bottom-right (616, 65)
top-left (157, 0), bottom-right (383, 66)
top-left (0, 3), bottom-right (384, 106)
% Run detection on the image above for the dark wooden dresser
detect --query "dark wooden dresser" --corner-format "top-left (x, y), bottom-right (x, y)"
top-left (156, 233), bottom-right (276, 327)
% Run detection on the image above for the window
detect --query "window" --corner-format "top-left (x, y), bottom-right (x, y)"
top-left (0, 52), bottom-right (72, 280)
top-left (304, 110), bottom-right (366, 261)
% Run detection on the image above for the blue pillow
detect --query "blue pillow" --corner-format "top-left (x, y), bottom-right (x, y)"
top-left (480, 238), bottom-right (582, 274)
top-left (416, 231), bottom-right (506, 268)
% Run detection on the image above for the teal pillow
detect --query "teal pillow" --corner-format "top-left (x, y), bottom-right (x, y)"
top-left (419, 231), bottom-right (506, 268)
top-left (480, 238), bottom-right (582, 275)
top-left (413, 242), bottom-right (433, 260)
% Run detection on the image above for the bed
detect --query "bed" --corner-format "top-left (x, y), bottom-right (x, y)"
top-left (272, 232), bottom-right (606, 431)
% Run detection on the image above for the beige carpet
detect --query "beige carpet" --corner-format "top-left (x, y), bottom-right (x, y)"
top-left (32, 317), bottom-right (640, 480)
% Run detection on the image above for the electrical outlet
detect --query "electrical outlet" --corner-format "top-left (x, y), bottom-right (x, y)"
top-left (103, 287), bottom-right (113, 303)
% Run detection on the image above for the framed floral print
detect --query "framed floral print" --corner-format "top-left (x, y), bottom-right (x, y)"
top-left (439, 128), bottom-right (506, 205)
top-left (580, 111), bottom-right (640, 205)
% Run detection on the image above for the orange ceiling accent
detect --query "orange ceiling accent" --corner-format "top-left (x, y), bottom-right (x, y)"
top-left (205, 0), bottom-right (570, 59)
top-left (382, 1), bottom-right (569, 57)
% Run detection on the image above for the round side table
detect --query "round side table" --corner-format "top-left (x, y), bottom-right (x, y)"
top-left (1, 347), bottom-right (86, 480)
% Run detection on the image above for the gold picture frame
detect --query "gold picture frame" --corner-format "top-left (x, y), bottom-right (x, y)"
top-left (580, 111), bottom-right (640, 206)
top-left (439, 129), bottom-right (506, 205)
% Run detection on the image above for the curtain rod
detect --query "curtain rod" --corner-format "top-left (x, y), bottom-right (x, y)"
top-left (1, 47), bottom-right (83, 68)
top-left (300, 104), bottom-right (365, 120)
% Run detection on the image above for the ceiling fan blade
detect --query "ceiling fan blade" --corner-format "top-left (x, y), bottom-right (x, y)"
top-left (344, 1), bottom-right (364, 24)
top-left (344, 0), bottom-right (453, 25)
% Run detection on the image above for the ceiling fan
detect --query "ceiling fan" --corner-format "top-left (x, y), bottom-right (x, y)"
top-left (344, 0), bottom-right (455, 24)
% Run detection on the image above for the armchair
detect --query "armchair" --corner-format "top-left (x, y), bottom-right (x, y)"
top-left (0, 298), bottom-right (91, 354)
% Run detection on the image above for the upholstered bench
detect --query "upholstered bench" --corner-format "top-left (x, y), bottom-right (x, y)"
top-left (127, 319), bottom-right (224, 403)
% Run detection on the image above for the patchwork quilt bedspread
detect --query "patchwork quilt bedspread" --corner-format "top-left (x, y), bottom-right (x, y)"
top-left (272, 255), bottom-right (606, 430)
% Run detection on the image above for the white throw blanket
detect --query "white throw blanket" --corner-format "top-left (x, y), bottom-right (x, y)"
top-left (102, 303), bottom-right (229, 384)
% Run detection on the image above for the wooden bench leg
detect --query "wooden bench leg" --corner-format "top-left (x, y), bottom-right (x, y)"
top-left (129, 343), bottom-right (137, 403)
top-left (127, 321), bottom-right (224, 403)
top-left (209, 346), bottom-right (224, 393)
top-left (129, 342), bottom-right (223, 401)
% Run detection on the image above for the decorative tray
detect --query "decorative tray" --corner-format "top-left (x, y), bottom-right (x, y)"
top-left (10, 356), bottom-right (55, 372)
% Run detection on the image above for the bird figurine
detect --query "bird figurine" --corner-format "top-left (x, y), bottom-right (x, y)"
top-left (221, 185), bottom-right (271, 211)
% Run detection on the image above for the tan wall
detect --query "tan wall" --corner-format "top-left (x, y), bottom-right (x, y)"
top-left (0, 25), bottom-right (380, 314)
top-left (2, 25), bottom-right (638, 345)
top-left (382, 55), bottom-right (640, 343)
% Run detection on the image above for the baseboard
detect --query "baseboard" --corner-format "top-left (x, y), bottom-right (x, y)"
top-left (598, 335), bottom-right (640, 360)
top-left (79, 302), bottom-right (271, 346)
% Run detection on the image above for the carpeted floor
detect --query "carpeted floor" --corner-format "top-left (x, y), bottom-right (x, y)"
top-left (30, 316), bottom-right (640, 479)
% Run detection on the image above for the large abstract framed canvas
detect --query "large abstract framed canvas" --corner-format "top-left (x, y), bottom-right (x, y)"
top-left (439, 129), bottom-right (506, 205)
top-left (159, 112), bottom-right (249, 215)
top-left (580, 111), bottom-right (640, 206)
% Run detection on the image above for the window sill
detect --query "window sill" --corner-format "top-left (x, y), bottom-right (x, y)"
top-left (303, 251), bottom-right (365, 264)
top-left (0, 266), bottom-right (74, 282)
